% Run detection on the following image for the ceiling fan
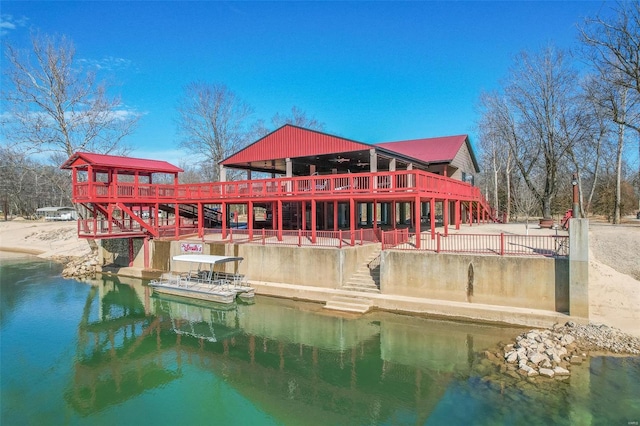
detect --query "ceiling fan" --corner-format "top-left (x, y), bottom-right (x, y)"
top-left (329, 156), bottom-right (350, 163)
top-left (355, 160), bottom-right (369, 167)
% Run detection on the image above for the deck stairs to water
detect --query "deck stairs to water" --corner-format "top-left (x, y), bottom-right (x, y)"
top-left (324, 296), bottom-right (374, 314)
top-left (341, 248), bottom-right (381, 293)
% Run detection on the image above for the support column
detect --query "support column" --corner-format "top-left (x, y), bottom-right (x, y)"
top-left (311, 199), bottom-right (317, 243)
top-left (443, 199), bottom-right (449, 236)
top-left (271, 201), bottom-right (276, 230)
top-left (222, 202), bottom-right (227, 239)
top-left (414, 196), bottom-right (421, 249)
top-left (373, 200), bottom-right (378, 230)
top-left (455, 200), bottom-right (460, 230)
top-left (277, 200), bottom-right (283, 241)
top-left (349, 198), bottom-right (355, 245)
top-left (569, 219), bottom-right (589, 318)
top-left (333, 200), bottom-right (338, 231)
top-left (219, 165), bottom-right (226, 182)
top-left (430, 198), bottom-right (436, 240)
top-left (174, 204), bottom-right (180, 237)
top-left (285, 158), bottom-right (292, 192)
top-left (369, 148), bottom-right (377, 173)
top-left (248, 201), bottom-right (254, 240)
top-left (198, 202), bottom-right (204, 238)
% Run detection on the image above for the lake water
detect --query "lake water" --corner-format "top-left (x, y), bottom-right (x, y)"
top-left (1, 258), bottom-right (639, 425)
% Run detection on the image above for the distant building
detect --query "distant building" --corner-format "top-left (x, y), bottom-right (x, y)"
top-left (36, 206), bottom-right (78, 221)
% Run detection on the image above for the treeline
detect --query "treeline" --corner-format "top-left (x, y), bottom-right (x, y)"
top-left (477, 2), bottom-right (640, 223)
top-left (0, 148), bottom-right (71, 217)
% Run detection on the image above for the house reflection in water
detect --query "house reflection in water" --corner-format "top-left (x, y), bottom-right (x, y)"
top-left (66, 275), bottom-right (518, 423)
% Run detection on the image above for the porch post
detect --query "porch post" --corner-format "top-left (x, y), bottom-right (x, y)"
top-left (271, 201), bottom-right (276, 229)
top-left (443, 199), bottom-right (449, 236)
top-left (455, 200), bottom-right (460, 230)
top-left (349, 198), bottom-right (355, 245)
top-left (248, 201), bottom-right (254, 240)
top-left (369, 148), bottom-right (377, 173)
top-left (311, 199), bottom-right (317, 243)
top-left (198, 202), bottom-right (204, 238)
top-left (108, 204), bottom-right (113, 233)
top-left (222, 202), bottom-right (227, 239)
top-left (373, 200), bottom-right (377, 230)
top-left (219, 165), bottom-right (226, 182)
top-left (87, 165), bottom-right (94, 199)
top-left (277, 199), bottom-right (283, 241)
top-left (285, 158), bottom-right (292, 192)
top-left (414, 196), bottom-right (421, 249)
top-left (333, 200), bottom-right (338, 231)
top-left (430, 198), bottom-right (436, 240)
top-left (174, 204), bottom-right (180, 237)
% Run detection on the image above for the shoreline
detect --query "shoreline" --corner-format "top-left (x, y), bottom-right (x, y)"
top-left (1, 217), bottom-right (638, 338)
top-left (0, 247), bottom-right (47, 257)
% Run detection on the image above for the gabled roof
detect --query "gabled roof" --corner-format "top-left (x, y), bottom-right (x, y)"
top-left (375, 134), bottom-right (479, 171)
top-left (222, 124), bottom-right (371, 165)
top-left (61, 152), bottom-right (183, 174)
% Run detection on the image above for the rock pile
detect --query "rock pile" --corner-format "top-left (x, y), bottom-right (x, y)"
top-left (58, 251), bottom-right (99, 278)
top-left (501, 329), bottom-right (581, 379)
top-left (487, 322), bottom-right (640, 381)
top-left (554, 322), bottom-right (640, 355)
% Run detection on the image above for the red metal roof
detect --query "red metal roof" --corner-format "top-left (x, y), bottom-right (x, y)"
top-left (61, 152), bottom-right (183, 174)
top-left (375, 134), bottom-right (476, 166)
top-left (222, 125), bottom-right (371, 165)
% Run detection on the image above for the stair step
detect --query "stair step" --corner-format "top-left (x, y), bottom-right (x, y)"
top-left (340, 285), bottom-right (380, 294)
top-left (324, 296), bottom-right (373, 313)
top-left (329, 295), bottom-right (374, 305)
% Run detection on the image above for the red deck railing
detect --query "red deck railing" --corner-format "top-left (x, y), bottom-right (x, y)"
top-left (381, 230), bottom-right (569, 257)
top-left (73, 170), bottom-right (484, 203)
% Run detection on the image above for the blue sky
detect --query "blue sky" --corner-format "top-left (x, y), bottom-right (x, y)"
top-left (1, 1), bottom-right (613, 164)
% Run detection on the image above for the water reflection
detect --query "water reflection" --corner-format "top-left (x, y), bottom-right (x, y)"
top-left (3, 260), bottom-right (639, 425)
top-left (65, 272), bottom-right (527, 424)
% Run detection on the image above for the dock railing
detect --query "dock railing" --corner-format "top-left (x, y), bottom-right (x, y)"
top-left (381, 229), bottom-right (569, 258)
top-left (196, 226), bottom-right (568, 257)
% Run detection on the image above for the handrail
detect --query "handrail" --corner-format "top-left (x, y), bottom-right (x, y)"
top-left (74, 170), bottom-right (480, 202)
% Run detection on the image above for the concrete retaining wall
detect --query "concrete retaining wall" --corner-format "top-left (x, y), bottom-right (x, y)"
top-left (100, 238), bottom-right (570, 316)
top-left (381, 250), bottom-right (569, 312)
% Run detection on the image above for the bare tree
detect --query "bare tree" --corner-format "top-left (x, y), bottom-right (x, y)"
top-left (1, 33), bottom-right (140, 159)
top-left (501, 47), bottom-right (584, 218)
top-left (250, 106), bottom-right (325, 140)
top-left (176, 82), bottom-right (254, 182)
top-left (568, 77), bottom-right (611, 217)
top-left (477, 95), bottom-right (517, 221)
top-left (271, 106), bottom-right (325, 130)
top-left (512, 177), bottom-right (540, 234)
top-left (580, 2), bottom-right (640, 217)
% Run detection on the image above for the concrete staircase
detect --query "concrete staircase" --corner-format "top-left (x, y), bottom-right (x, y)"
top-left (341, 249), bottom-right (381, 293)
top-left (324, 296), bottom-right (374, 314)
top-left (323, 248), bottom-right (381, 314)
